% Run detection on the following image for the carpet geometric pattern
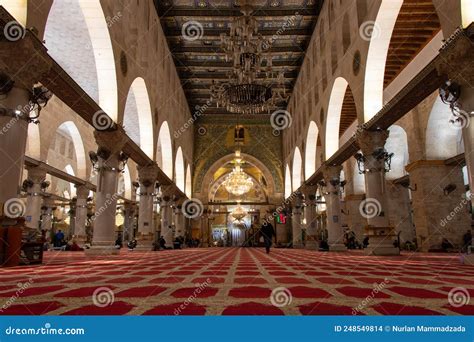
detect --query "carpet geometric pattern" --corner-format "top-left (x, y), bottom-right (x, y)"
top-left (0, 248), bottom-right (473, 315)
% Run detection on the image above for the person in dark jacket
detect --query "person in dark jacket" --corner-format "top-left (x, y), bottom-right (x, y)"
top-left (260, 220), bottom-right (275, 254)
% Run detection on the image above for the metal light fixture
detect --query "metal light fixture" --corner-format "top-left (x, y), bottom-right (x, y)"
top-left (210, 0), bottom-right (288, 114)
top-left (27, 84), bottom-right (53, 124)
top-left (231, 202), bottom-right (248, 222)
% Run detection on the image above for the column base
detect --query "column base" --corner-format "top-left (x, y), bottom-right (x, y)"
top-left (136, 233), bottom-right (155, 251)
top-left (72, 235), bottom-right (87, 247)
top-left (305, 240), bottom-right (319, 250)
top-left (84, 246), bottom-right (120, 256)
top-left (365, 246), bottom-right (400, 256)
top-left (292, 242), bottom-right (304, 249)
top-left (329, 243), bottom-right (347, 252)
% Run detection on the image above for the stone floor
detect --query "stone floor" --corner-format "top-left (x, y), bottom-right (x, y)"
top-left (0, 248), bottom-right (473, 315)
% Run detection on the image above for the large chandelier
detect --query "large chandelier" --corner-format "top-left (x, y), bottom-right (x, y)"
top-left (224, 150), bottom-right (253, 196)
top-left (210, 1), bottom-right (288, 114)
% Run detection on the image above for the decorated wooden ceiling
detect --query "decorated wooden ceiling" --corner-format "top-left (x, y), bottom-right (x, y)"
top-left (154, 0), bottom-right (323, 117)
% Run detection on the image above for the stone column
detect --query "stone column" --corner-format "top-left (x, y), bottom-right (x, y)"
top-left (0, 32), bottom-right (52, 222)
top-left (201, 208), bottom-right (209, 247)
top-left (385, 181), bottom-right (415, 245)
top-left (356, 129), bottom-right (399, 255)
top-left (136, 165), bottom-right (158, 250)
top-left (123, 203), bottom-right (137, 242)
top-left (291, 192), bottom-right (304, 248)
top-left (23, 167), bottom-right (47, 231)
top-left (86, 131), bottom-right (127, 255)
top-left (406, 160), bottom-right (470, 252)
top-left (174, 204), bottom-right (186, 239)
top-left (322, 165), bottom-right (347, 251)
top-left (41, 197), bottom-right (55, 241)
top-left (73, 185), bottom-right (89, 246)
top-left (302, 186), bottom-right (318, 250)
top-left (344, 194), bottom-right (367, 243)
top-left (160, 186), bottom-right (175, 248)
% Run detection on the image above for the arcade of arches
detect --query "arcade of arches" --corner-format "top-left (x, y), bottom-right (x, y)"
top-left (0, 0), bottom-right (474, 315)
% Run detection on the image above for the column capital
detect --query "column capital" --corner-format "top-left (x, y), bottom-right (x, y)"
top-left (93, 130), bottom-right (128, 157)
top-left (137, 164), bottom-right (159, 186)
top-left (26, 167), bottom-right (47, 183)
top-left (435, 24), bottom-right (474, 87)
top-left (355, 129), bottom-right (389, 155)
top-left (75, 185), bottom-right (90, 199)
top-left (322, 165), bottom-right (343, 182)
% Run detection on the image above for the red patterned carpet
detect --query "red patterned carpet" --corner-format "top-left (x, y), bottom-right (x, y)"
top-left (0, 248), bottom-right (473, 315)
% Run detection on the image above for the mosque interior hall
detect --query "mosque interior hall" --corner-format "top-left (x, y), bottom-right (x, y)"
top-left (0, 0), bottom-right (474, 316)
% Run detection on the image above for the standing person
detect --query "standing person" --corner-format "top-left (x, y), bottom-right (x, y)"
top-left (260, 220), bottom-right (275, 254)
top-left (54, 229), bottom-right (64, 247)
top-left (463, 230), bottom-right (472, 253)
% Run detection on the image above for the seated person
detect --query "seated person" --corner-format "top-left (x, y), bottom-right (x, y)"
top-left (441, 238), bottom-right (454, 251)
top-left (127, 239), bottom-right (137, 250)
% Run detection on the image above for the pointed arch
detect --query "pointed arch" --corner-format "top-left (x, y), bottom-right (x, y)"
top-left (285, 164), bottom-right (292, 199)
top-left (385, 125), bottom-right (409, 180)
top-left (363, 0), bottom-right (403, 122)
top-left (124, 77), bottom-right (154, 158)
top-left (426, 96), bottom-right (464, 159)
top-left (44, 0), bottom-right (118, 120)
top-left (305, 121), bottom-right (319, 179)
top-left (175, 147), bottom-right (185, 192)
top-left (156, 121), bottom-right (173, 179)
top-left (3, 0), bottom-right (27, 25)
top-left (292, 147), bottom-right (303, 192)
top-left (325, 77), bottom-right (348, 159)
top-left (185, 165), bottom-right (192, 198)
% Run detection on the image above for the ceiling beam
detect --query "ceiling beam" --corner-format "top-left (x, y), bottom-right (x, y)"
top-left (169, 46), bottom-right (307, 53)
top-left (164, 27), bottom-right (313, 37)
top-left (157, 6), bottom-right (320, 17)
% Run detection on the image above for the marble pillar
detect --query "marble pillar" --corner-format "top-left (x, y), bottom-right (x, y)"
top-left (303, 186), bottom-right (318, 250)
top-left (41, 198), bottom-right (55, 242)
top-left (291, 192), bottom-right (304, 248)
top-left (136, 165), bottom-right (159, 250)
top-left (344, 194), bottom-right (367, 243)
top-left (356, 129), bottom-right (399, 255)
top-left (322, 165), bottom-right (347, 251)
top-left (0, 85), bottom-right (29, 217)
top-left (23, 167), bottom-right (47, 231)
top-left (86, 131), bottom-right (127, 255)
top-left (174, 205), bottom-right (186, 239)
top-left (123, 203), bottom-right (137, 242)
top-left (73, 185), bottom-right (89, 246)
top-left (201, 208), bottom-right (209, 247)
top-left (160, 186), bottom-right (175, 248)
